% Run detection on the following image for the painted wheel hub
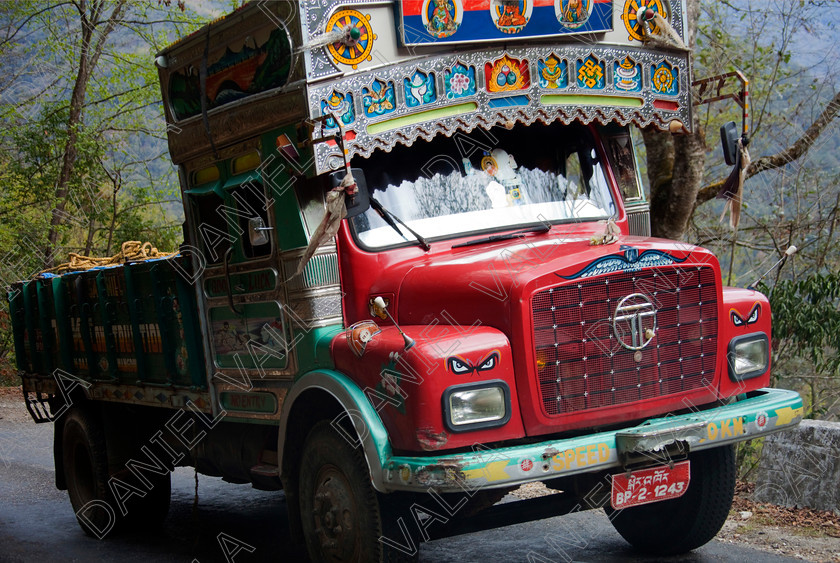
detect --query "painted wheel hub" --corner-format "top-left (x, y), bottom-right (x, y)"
top-left (312, 465), bottom-right (357, 559)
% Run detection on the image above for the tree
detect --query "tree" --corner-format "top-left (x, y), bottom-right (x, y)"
top-left (669, 1), bottom-right (840, 422)
top-left (45, 0), bottom-right (128, 263)
top-left (0, 1), bottom-right (200, 376)
top-left (640, 1), bottom-right (840, 422)
top-left (766, 272), bottom-right (840, 418)
top-left (0, 1), bottom-right (197, 275)
top-left (645, 0), bottom-right (840, 243)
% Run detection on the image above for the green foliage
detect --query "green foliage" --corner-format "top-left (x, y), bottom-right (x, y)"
top-left (760, 271), bottom-right (840, 420)
top-left (0, 1), bottom-right (199, 267)
top-left (0, 1), bottom-right (204, 380)
top-left (735, 438), bottom-right (763, 480)
top-left (766, 272), bottom-right (840, 376)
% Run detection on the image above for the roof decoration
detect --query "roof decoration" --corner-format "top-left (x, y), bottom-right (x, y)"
top-left (308, 45), bottom-right (691, 174)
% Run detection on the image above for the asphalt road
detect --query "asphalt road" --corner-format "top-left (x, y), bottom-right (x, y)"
top-left (0, 415), bottom-right (801, 563)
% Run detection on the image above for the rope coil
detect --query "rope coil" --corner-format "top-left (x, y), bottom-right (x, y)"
top-left (42, 241), bottom-right (177, 275)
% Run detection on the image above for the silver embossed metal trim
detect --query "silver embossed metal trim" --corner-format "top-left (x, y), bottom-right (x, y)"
top-left (299, 1), bottom-right (687, 81)
top-left (287, 291), bottom-right (344, 327)
top-left (283, 252), bottom-right (341, 292)
top-left (306, 45), bottom-right (692, 174)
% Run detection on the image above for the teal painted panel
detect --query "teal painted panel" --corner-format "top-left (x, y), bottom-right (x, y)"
top-left (209, 301), bottom-right (287, 369)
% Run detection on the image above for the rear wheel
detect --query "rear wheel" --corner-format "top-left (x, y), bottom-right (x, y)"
top-left (299, 421), bottom-right (418, 562)
top-left (605, 445), bottom-right (736, 555)
top-left (62, 408), bottom-right (117, 538)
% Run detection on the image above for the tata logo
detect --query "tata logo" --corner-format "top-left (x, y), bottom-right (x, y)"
top-left (621, 245), bottom-right (639, 262)
top-left (613, 293), bottom-right (656, 350)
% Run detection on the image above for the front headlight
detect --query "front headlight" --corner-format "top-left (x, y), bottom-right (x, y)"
top-left (442, 381), bottom-right (511, 432)
top-left (728, 334), bottom-right (769, 381)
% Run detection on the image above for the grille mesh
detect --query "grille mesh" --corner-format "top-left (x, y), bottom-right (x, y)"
top-left (531, 267), bottom-right (718, 416)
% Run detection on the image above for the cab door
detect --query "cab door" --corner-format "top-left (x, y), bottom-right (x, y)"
top-left (184, 142), bottom-right (291, 390)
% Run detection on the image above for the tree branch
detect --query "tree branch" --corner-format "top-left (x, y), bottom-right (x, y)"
top-left (0, 2), bottom-right (75, 50)
top-left (696, 89), bottom-right (840, 206)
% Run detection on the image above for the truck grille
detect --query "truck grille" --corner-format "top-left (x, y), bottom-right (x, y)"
top-left (531, 266), bottom-right (718, 416)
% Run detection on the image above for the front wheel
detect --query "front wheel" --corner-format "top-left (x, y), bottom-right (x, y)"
top-left (604, 445), bottom-right (736, 555)
top-left (299, 420), bottom-right (418, 562)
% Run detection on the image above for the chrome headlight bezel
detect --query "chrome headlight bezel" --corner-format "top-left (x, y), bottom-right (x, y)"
top-left (442, 380), bottom-right (511, 433)
top-left (728, 333), bottom-right (770, 381)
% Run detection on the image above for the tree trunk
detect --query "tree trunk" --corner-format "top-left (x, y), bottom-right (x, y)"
top-left (645, 0), bottom-right (704, 241)
top-left (652, 0), bottom-right (840, 240)
top-left (649, 126), bottom-right (707, 240)
top-left (43, 0), bottom-right (126, 267)
top-left (45, 13), bottom-right (93, 265)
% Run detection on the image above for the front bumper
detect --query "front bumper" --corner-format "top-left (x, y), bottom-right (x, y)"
top-left (380, 388), bottom-right (802, 492)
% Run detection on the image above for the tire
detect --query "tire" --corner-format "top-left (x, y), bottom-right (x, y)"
top-left (604, 445), bottom-right (736, 555)
top-left (62, 408), bottom-right (118, 538)
top-left (299, 420), bottom-right (418, 562)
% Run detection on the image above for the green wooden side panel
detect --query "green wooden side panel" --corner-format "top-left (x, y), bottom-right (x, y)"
top-left (53, 277), bottom-right (74, 371)
top-left (95, 271), bottom-right (119, 380)
top-left (173, 267), bottom-right (206, 388)
top-left (35, 278), bottom-right (57, 374)
top-left (260, 127), bottom-right (311, 251)
top-left (126, 264), bottom-right (170, 385)
top-left (8, 285), bottom-right (27, 372)
top-left (22, 281), bottom-right (41, 374)
top-left (7, 256), bottom-right (207, 390)
top-left (67, 273), bottom-right (97, 378)
top-left (123, 263), bottom-right (150, 382)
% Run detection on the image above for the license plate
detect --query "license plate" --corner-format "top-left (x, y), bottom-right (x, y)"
top-left (610, 460), bottom-right (690, 510)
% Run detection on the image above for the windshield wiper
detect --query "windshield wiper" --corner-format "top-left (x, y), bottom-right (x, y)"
top-left (451, 224), bottom-right (551, 249)
top-left (369, 197), bottom-right (431, 251)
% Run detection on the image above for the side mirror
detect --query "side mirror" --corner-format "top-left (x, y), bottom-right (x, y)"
top-left (720, 121), bottom-right (739, 166)
top-left (330, 167), bottom-right (370, 218)
top-left (248, 216), bottom-right (271, 246)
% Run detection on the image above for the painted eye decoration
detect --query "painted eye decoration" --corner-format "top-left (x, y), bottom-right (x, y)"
top-left (731, 302), bottom-right (761, 327)
top-left (478, 353), bottom-right (497, 371)
top-left (447, 350), bottom-right (500, 375)
top-left (449, 357), bottom-right (472, 374)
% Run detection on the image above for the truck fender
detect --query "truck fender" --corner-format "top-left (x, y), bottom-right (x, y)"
top-left (278, 369), bottom-right (393, 492)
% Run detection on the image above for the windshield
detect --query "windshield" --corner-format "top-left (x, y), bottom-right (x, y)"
top-left (350, 122), bottom-right (617, 249)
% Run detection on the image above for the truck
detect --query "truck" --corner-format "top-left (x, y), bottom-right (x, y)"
top-left (8, 1), bottom-right (803, 561)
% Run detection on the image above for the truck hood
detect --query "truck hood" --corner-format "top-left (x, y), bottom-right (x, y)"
top-left (398, 234), bottom-right (710, 330)
top-left (396, 233), bottom-right (724, 438)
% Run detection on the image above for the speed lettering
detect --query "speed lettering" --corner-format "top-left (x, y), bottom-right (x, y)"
top-left (551, 443), bottom-right (610, 471)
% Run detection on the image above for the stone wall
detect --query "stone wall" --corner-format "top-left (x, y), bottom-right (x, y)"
top-left (753, 420), bottom-right (840, 513)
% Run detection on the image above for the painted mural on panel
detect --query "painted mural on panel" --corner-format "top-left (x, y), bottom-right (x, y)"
top-left (555, 0), bottom-right (593, 29)
top-left (404, 70), bottom-right (437, 107)
top-left (538, 54), bottom-right (568, 89)
top-left (422, 0), bottom-right (463, 38)
top-left (325, 9), bottom-right (377, 69)
top-left (400, 0), bottom-right (613, 45)
top-left (168, 26), bottom-right (292, 121)
top-left (490, 0), bottom-right (533, 34)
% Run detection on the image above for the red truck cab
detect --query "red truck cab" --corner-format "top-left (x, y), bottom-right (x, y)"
top-left (8, 2), bottom-right (802, 561)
